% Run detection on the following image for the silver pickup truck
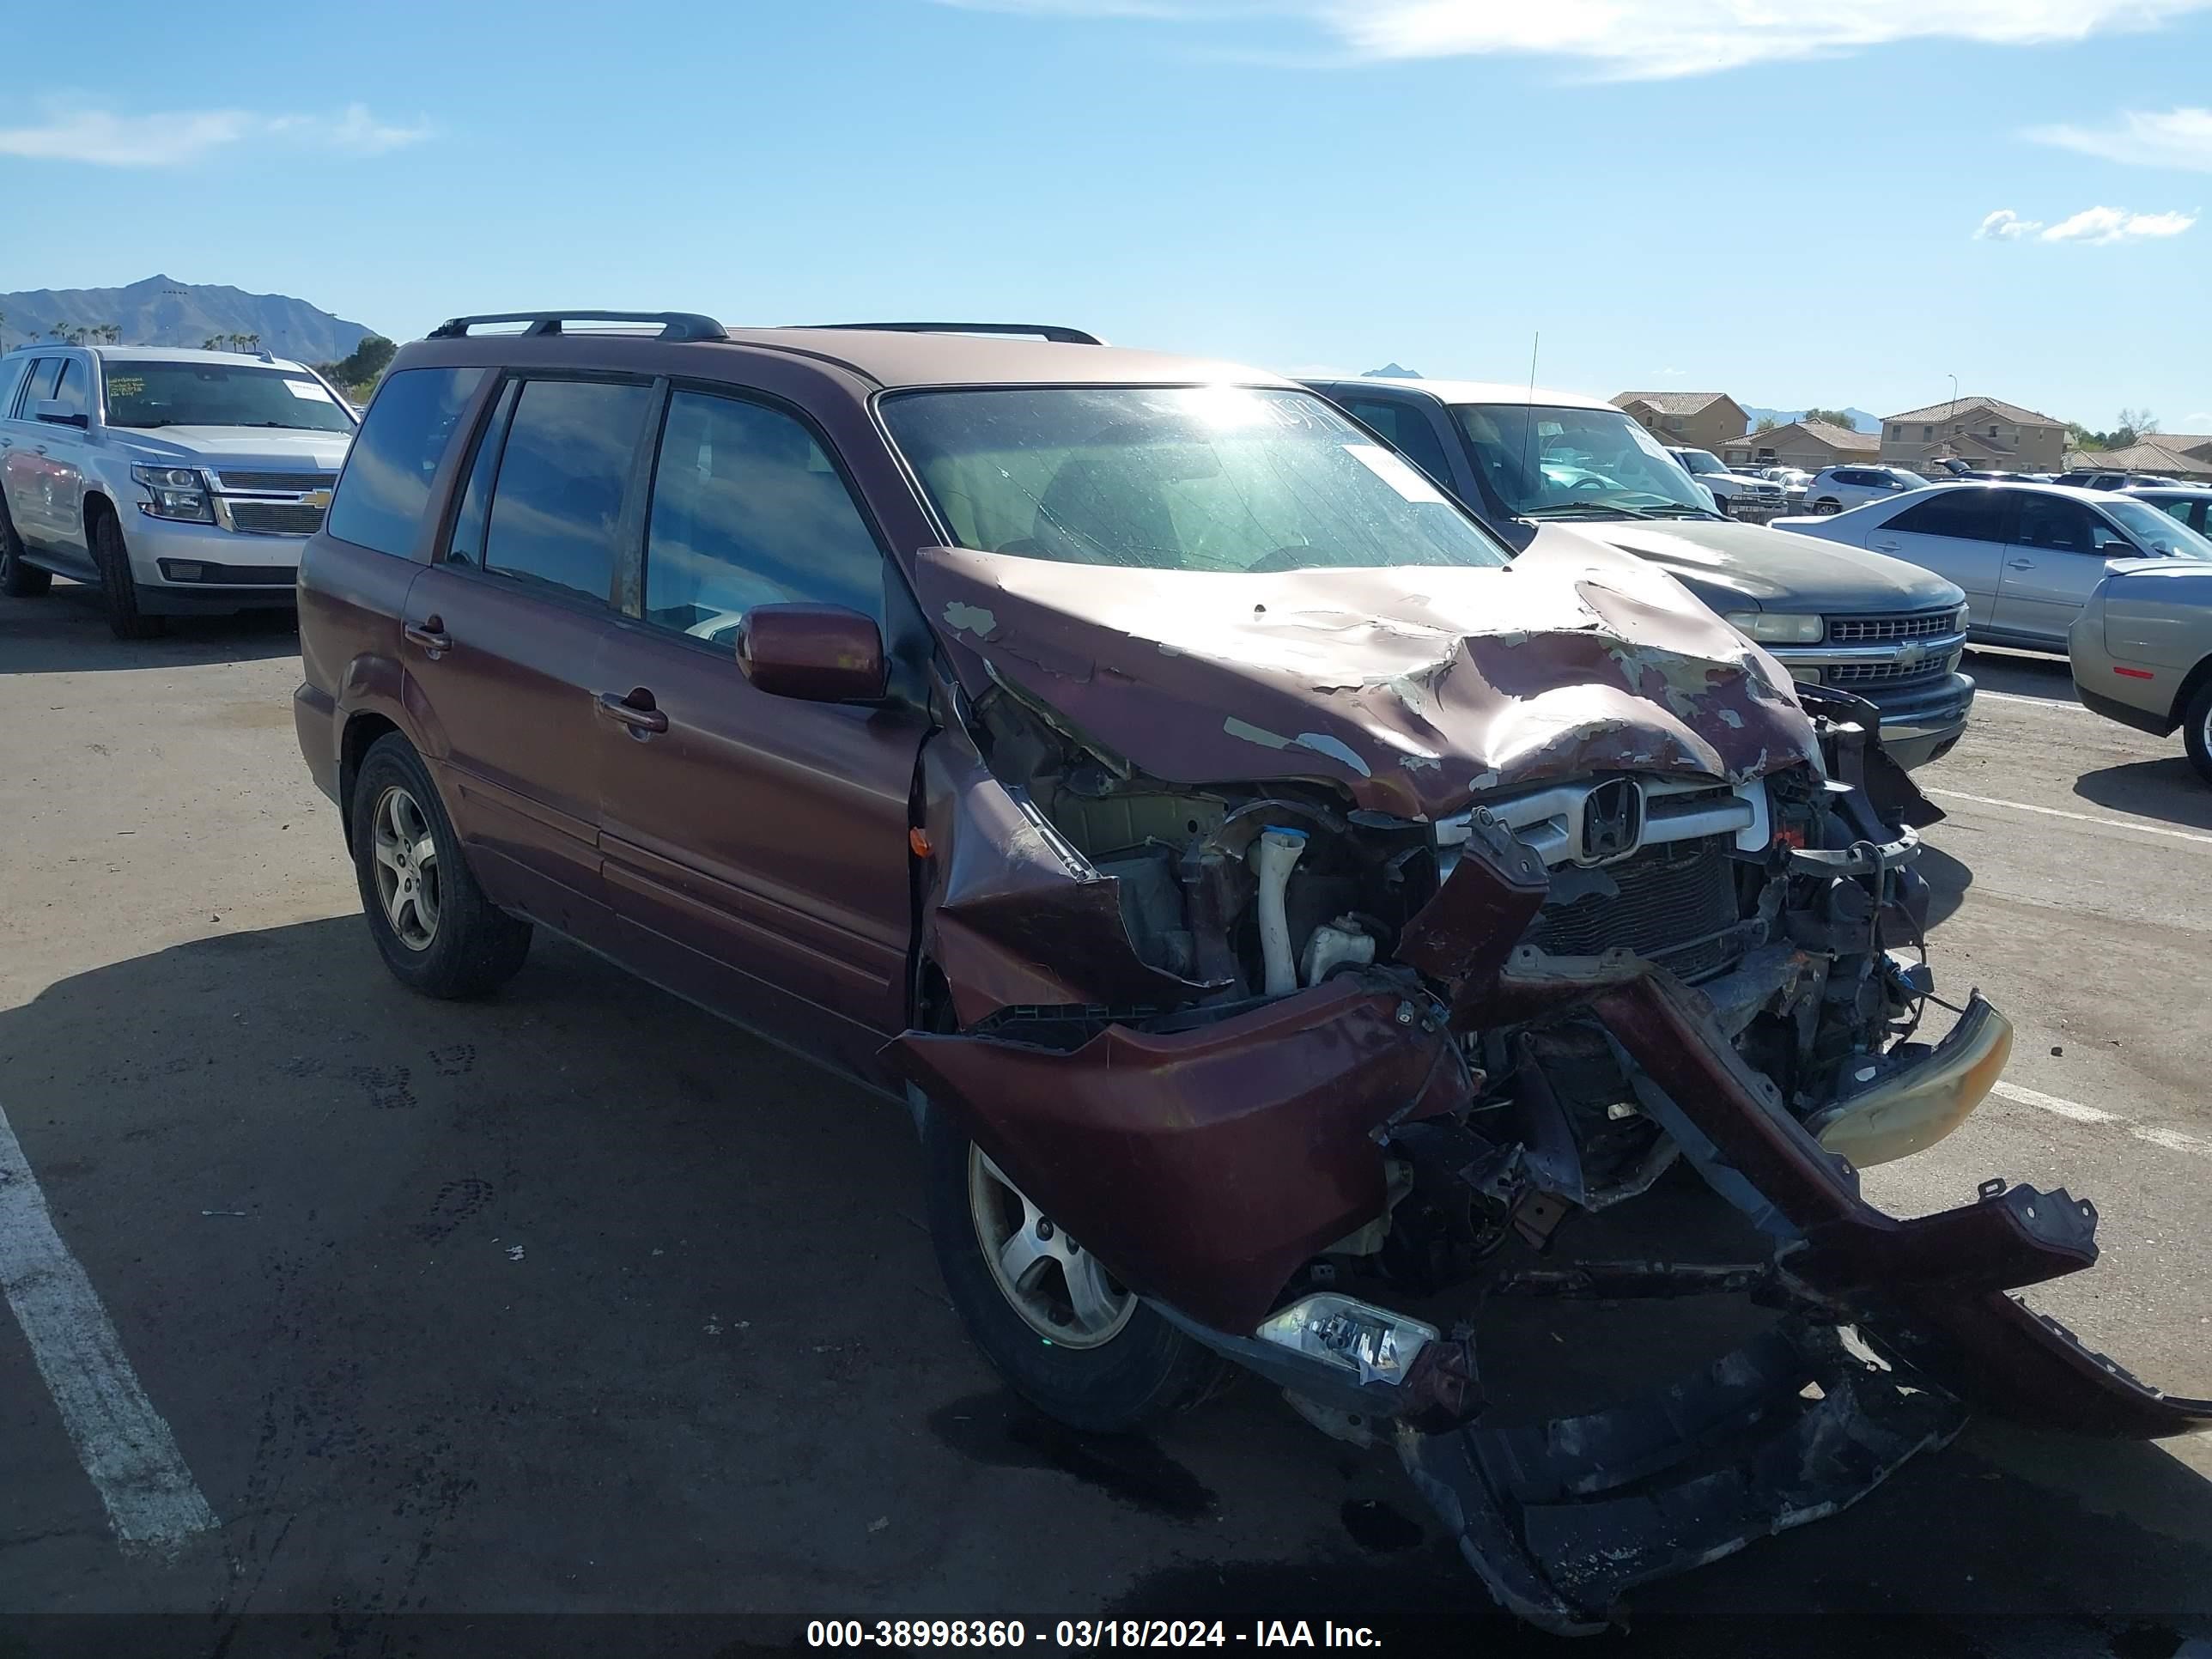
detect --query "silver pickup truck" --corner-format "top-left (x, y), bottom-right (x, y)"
top-left (0, 343), bottom-right (357, 637)
top-left (1303, 377), bottom-right (1976, 767)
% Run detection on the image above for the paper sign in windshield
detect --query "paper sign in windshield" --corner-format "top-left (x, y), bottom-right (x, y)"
top-left (1345, 443), bottom-right (1449, 505)
top-left (283, 379), bottom-right (335, 402)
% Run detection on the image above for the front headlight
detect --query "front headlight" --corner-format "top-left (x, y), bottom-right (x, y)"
top-left (131, 464), bottom-right (214, 524)
top-left (1724, 611), bottom-right (1824, 643)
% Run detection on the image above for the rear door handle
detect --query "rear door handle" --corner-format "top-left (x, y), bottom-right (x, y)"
top-left (597, 690), bottom-right (668, 734)
top-left (1871, 538), bottom-right (1899, 551)
top-left (32, 445), bottom-right (47, 457)
top-left (2007, 559), bottom-right (2035, 569)
top-left (404, 620), bottom-right (453, 655)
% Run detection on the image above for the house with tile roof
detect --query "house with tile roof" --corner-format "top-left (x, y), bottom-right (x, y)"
top-left (1719, 420), bottom-right (1880, 475)
top-left (1612, 391), bottom-right (1749, 454)
top-left (2060, 438), bottom-right (2212, 480)
top-left (1879, 397), bottom-right (2067, 473)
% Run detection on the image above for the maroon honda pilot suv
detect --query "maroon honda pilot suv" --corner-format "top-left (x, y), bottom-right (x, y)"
top-left (295, 311), bottom-right (2203, 1632)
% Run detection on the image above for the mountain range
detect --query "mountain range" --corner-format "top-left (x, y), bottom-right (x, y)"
top-left (1741, 404), bottom-right (1881, 434)
top-left (0, 276), bottom-right (374, 362)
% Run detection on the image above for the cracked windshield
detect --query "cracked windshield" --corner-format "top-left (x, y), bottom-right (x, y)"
top-left (1455, 402), bottom-right (1717, 521)
top-left (884, 385), bottom-right (1510, 572)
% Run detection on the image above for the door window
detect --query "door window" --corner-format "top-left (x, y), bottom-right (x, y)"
top-left (2012, 495), bottom-right (2101, 554)
top-left (0, 357), bottom-right (30, 417)
top-left (1887, 488), bottom-right (2006, 541)
top-left (483, 378), bottom-right (653, 605)
top-left (640, 389), bottom-right (884, 641)
top-left (46, 360), bottom-right (90, 423)
top-left (1343, 398), bottom-right (1452, 485)
top-left (327, 366), bottom-right (489, 556)
top-left (16, 358), bottom-right (62, 412)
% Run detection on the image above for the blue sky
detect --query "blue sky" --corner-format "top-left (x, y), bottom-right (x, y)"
top-left (3, 0), bottom-right (2209, 430)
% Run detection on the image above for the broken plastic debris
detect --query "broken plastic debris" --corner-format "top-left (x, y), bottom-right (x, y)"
top-left (506, 1244), bottom-right (526, 1261)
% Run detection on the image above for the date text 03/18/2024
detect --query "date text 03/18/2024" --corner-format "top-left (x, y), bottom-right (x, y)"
top-left (805, 1620), bottom-right (1383, 1649)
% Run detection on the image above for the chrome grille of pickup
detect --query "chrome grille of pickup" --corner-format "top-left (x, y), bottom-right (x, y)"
top-left (210, 470), bottom-right (337, 494)
top-left (1828, 653), bottom-right (1962, 687)
top-left (1524, 837), bottom-right (1744, 981)
top-left (228, 501), bottom-right (325, 536)
top-left (1826, 610), bottom-right (1958, 644)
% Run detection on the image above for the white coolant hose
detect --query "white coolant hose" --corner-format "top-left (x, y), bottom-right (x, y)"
top-left (1251, 827), bottom-right (1308, 997)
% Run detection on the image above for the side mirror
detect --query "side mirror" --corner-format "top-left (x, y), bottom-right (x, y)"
top-left (33, 400), bottom-right (87, 429)
top-left (737, 603), bottom-right (887, 702)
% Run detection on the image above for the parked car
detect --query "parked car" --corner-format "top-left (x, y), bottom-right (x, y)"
top-left (2126, 485), bottom-right (2212, 538)
top-left (2053, 470), bottom-right (2184, 491)
top-left (1802, 465), bottom-right (1936, 514)
top-left (2070, 558), bottom-right (2212, 783)
top-left (0, 343), bottom-right (358, 636)
top-left (295, 311), bottom-right (2204, 1629)
top-left (1303, 377), bottom-right (1974, 766)
top-left (1771, 481), bottom-right (2212, 649)
top-left (1664, 445), bottom-right (1786, 515)
top-left (1759, 465), bottom-right (1812, 508)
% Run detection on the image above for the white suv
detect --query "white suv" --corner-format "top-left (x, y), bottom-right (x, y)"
top-left (0, 343), bottom-right (357, 637)
top-left (1803, 465), bottom-right (1936, 515)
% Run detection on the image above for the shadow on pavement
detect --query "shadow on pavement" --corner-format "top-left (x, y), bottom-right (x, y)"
top-left (2075, 756), bottom-right (2212, 832)
top-left (1915, 838), bottom-right (1973, 933)
top-left (1963, 646), bottom-right (2076, 703)
top-left (0, 585), bottom-right (300, 674)
top-left (0, 918), bottom-right (2209, 1649)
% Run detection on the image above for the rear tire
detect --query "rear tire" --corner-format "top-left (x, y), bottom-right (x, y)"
top-left (921, 1103), bottom-right (1227, 1433)
top-left (349, 732), bottom-right (532, 999)
top-left (1814, 498), bottom-right (1842, 514)
top-left (90, 510), bottom-right (163, 639)
top-left (2184, 678), bottom-right (2212, 787)
top-left (0, 499), bottom-right (52, 597)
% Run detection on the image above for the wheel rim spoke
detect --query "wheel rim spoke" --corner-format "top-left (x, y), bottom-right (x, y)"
top-left (996, 1225), bottom-right (1051, 1293)
top-left (370, 787), bottom-right (439, 951)
top-left (968, 1147), bottom-right (1133, 1348)
top-left (1062, 1251), bottom-right (1121, 1334)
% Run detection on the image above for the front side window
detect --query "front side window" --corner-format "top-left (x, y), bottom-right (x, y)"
top-left (1341, 398), bottom-right (1453, 488)
top-left (1453, 404), bottom-right (1714, 520)
top-left (642, 390), bottom-right (885, 641)
top-left (883, 386), bottom-right (1510, 574)
top-left (48, 360), bottom-right (90, 422)
top-left (100, 360), bottom-right (356, 433)
top-left (2102, 499), bottom-right (2212, 558)
top-left (2013, 495), bottom-right (2100, 553)
top-left (20, 358), bottom-right (62, 410)
top-left (482, 379), bottom-right (653, 605)
top-left (327, 366), bottom-right (488, 558)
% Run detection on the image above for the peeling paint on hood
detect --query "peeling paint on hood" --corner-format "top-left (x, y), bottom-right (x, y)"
top-left (915, 538), bottom-right (1818, 820)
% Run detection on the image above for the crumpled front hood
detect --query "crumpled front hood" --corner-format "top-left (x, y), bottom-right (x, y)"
top-left (916, 530), bottom-right (1819, 821)
top-left (1595, 518), bottom-right (1966, 613)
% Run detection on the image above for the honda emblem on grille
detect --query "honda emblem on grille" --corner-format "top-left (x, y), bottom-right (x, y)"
top-left (1581, 778), bottom-right (1644, 863)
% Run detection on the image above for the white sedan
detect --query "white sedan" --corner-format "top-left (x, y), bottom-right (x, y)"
top-left (1771, 480), bottom-right (2212, 650)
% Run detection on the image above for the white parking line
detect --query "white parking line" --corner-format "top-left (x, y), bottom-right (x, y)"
top-left (1923, 787), bottom-right (2212, 846)
top-left (0, 1102), bottom-right (217, 1553)
top-left (1974, 690), bottom-right (2091, 713)
top-left (1993, 1080), bottom-right (2212, 1159)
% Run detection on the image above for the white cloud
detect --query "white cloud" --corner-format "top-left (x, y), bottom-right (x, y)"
top-left (0, 101), bottom-right (432, 167)
top-left (2039, 205), bottom-right (2197, 242)
top-left (2027, 106), bottom-right (2212, 172)
top-left (1976, 209), bottom-right (2042, 239)
top-left (939, 0), bottom-right (2212, 76)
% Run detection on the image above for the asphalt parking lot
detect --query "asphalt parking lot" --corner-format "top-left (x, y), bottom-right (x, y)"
top-left (3, 580), bottom-right (2210, 1657)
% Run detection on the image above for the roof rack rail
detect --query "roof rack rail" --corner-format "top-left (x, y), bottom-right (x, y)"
top-left (805, 321), bottom-right (1105, 346)
top-left (425, 310), bottom-right (729, 343)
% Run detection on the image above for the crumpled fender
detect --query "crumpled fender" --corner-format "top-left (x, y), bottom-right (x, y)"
top-left (888, 978), bottom-right (1473, 1332)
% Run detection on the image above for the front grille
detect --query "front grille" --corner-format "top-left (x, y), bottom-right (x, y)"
top-left (211, 470), bottom-right (337, 494)
top-left (1828, 653), bottom-right (1960, 688)
top-left (1524, 838), bottom-right (1744, 981)
top-left (228, 501), bottom-right (325, 536)
top-left (1826, 610), bottom-right (1958, 644)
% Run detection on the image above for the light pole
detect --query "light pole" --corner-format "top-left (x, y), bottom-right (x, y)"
top-left (1948, 374), bottom-right (1959, 416)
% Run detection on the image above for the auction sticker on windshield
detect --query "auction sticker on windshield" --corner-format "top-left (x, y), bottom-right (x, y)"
top-left (283, 379), bottom-right (336, 401)
top-left (1344, 443), bottom-right (1448, 504)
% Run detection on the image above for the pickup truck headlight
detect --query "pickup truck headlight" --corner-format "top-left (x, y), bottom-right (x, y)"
top-left (1724, 611), bottom-right (1824, 643)
top-left (131, 464), bottom-right (214, 524)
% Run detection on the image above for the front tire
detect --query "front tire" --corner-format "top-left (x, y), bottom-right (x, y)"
top-left (1814, 498), bottom-right (1843, 515)
top-left (0, 499), bottom-right (52, 597)
top-left (90, 510), bottom-right (162, 639)
top-left (2184, 678), bottom-right (2212, 787)
top-left (349, 733), bottom-right (532, 999)
top-left (921, 1103), bottom-right (1225, 1433)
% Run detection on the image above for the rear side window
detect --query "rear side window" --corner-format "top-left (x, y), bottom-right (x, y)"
top-left (0, 357), bottom-right (28, 416)
top-left (1888, 488), bottom-right (2005, 541)
top-left (482, 378), bottom-right (652, 605)
top-left (642, 389), bottom-right (884, 635)
top-left (327, 367), bottom-right (488, 556)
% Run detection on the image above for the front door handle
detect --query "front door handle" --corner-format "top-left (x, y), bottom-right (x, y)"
top-left (2007, 558), bottom-right (2035, 569)
top-left (1871, 538), bottom-right (1899, 551)
top-left (597, 690), bottom-right (669, 734)
top-left (404, 618), bottom-right (453, 656)
top-left (32, 445), bottom-right (47, 457)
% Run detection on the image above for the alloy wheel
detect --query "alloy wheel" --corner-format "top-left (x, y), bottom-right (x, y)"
top-left (969, 1147), bottom-right (1135, 1348)
top-left (370, 785), bottom-right (442, 951)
